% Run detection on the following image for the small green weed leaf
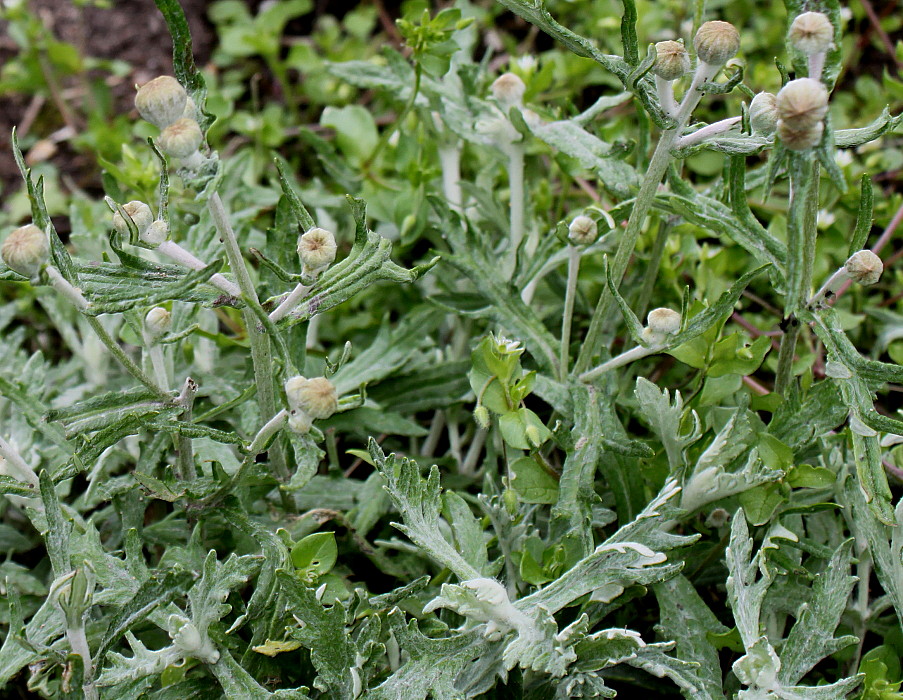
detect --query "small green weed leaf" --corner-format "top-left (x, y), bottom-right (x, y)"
top-left (291, 532), bottom-right (338, 579)
top-left (509, 456), bottom-right (558, 504)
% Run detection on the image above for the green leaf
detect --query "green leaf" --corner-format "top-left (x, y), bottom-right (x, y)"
top-left (786, 464), bottom-right (836, 489)
top-left (738, 483), bottom-right (786, 526)
top-left (442, 491), bottom-right (490, 575)
top-left (498, 408), bottom-right (551, 450)
top-left (320, 105), bottom-right (378, 164)
top-left (291, 532), bottom-right (338, 579)
top-left (509, 456), bottom-right (558, 504)
top-left (655, 576), bottom-right (730, 699)
top-left (778, 540), bottom-right (858, 686)
top-left (369, 439), bottom-right (481, 581)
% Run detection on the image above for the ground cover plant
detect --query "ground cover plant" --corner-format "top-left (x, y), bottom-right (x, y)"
top-left (1, 0), bottom-right (903, 697)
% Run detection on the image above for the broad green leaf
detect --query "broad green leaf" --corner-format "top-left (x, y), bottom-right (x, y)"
top-left (509, 456), bottom-right (558, 504)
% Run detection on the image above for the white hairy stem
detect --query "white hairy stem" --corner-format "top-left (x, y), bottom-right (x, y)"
top-left (44, 266), bottom-right (89, 310)
top-left (808, 52), bottom-right (827, 82)
top-left (269, 282), bottom-right (311, 322)
top-left (66, 624), bottom-right (97, 700)
top-left (807, 267), bottom-right (848, 307)
top-left (580, 344), bottom-right (660, 383)
top-left (655, 74), bottom-right (679, 118)
top-left (678, 116), bottom-right (742, 148)
top-left (156, 240), bottom-right (241, 297)
top-left (0, 435), bottom-right (39, 487)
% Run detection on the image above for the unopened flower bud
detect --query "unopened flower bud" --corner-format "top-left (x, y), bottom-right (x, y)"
top-left (157, 117), bottom-right (203, 159)
top-left (844, 250), bottom-right (883, 286)
top-left (694, 21), bottom-right (740, 66)
top-left (776, 78), bottom-right (829, 130)
top-left (474, 405), bottom-right (491, 430)
top-left (491, 73), bottom-right (526, 109)
top-left (112, 201), bottom-right (154, 238)
top-left (777, 119), bottom-right (824, 151)
top-left (135, 76), bottom-right (188, 129)
top-left (143, 219), bottom-right (169, 246)
top-left (749, 92), bottom-right (778, 135)
top-left (285, 376), bottom-right (338, 419)
top-left (502, 487), bottom-right (519, 515)
top-left (706, 507), bottom-right (730, 528)
top-left (652, 40), bottom-right (690, 81)
top-left (2, 224), bottom-right (49, 277)
top-left (567, 215), bottom-right (598, 246)
top-left (144, 307), bottom-right (172, 340)
top-left (298, 227), bottom-right (337, 273)
top-left (647, 307), bottom-right (681, 336)
top-left (789, 12), bottom-right (833, 55)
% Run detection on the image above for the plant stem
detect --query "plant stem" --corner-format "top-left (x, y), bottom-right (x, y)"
top-left (461, 428), bottom-right (488, 475)
top-left (506, 143), bottom-right (526, 277)
top-left (156, 240), bottom-right (241, 297)
top-left (367, 64), bottom-right (421, 170)
top-left (574, 68), bottom-right (710, 374)
top-left (775, 158), bottom-right (819, 395)
top-left (207, 192), bottom-right (288, 482)
top-left (0, 435), bottom-right (39, 487)
top-left (635, 219), bottom-right (673, 318)
top-left (85, 316), bottom-right (169, 399)
top-left (148, 344), bottom-right (169, 391)
top-left (45, 266), bottom-right (89, 310)
top-left (439, 144), bottom-right (463, 212)
top-left (66, 624), bottom-right (97, 700)
top-left (175, 377), bottom-right (198, 481)
top-left (269, 282), bottom-right (310, 323)
top-left (559, 245), bottom-right (581, 380)
top-left (580, 344), bottom-right (656, 383)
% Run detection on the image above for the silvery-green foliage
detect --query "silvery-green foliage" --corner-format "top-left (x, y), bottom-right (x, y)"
top-left (2, 0), bottom-right (903, 695)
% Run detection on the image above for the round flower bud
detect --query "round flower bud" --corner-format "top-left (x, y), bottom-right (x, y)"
top-left (647, 307), bottom-right (682, 336)
top-left (144, 307), bottom-right (172, 339)
top-left (789, 12), bottom-right (833, 55)
top-left (567, 215), bottom-right (598, 246)
top-left (112, 201), bottom-right (154, 238)
top-left (143, 219), bottom-right (169, 246)
top-left (776, 78), bottom-right (829, 130)
top-left (135, 76), bottom-right (188, 129)
top-left (749, 92), bottom-right (778, 135)
top-left (651, 40), bottom-right (691, 81)
top-left (844, 250), bottom-right (883, 286)
top-left (491, 73), bottom-right (526, 109)
top-left (474, 405), bottom-right (491, 430)
top-left (298, 227), bottom-right (337, 272)
top-left (694, 20), bottom-right (741, 66)
top-left (285, 376), bottom-right (338, 419)
top-left (777, 119), bottom-right (824, 151)
top-left (157, 118), bottom-right (203, 159)
top-left (2, 224), bottom-right (49, 277)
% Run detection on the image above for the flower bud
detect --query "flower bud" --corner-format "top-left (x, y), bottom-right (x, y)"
top-left (297, 227), bottom-right (337, 273)
top-left (777, 119), bottom-right (824, 151)
top-left (157, 117), bottom-right (203, 159)
top-left (776, 78), bottom-right (829, 130)
top-left (135, 76), bottom-right (188, 129)
top-left (749, 92), bottom-right (778, 135)
top-left (144, 307), bottom-right (172, 340)
top-left (474, 405), bottom-right (491, 430)
top-left (651, 40), bottom-right (690, 81)
top-left (567, 215), bottom-right (598, 246)
top-left (789, 12), bottom-right (833, 55)
top-left (2, 224), bottom-right (49, 277)
top-left (491, 73), bottom-right (526, 109)
top-left (694, 20), bottom-right (740, 66)
top-left (285, 376), bottom-right (338, 419)
top-left (525, 424), bottom-right (542, 448)
top-left (112, 201), bottom-right (154, 238)
top-left (844, 250), bottom-right (882, 286)
top-left (143, 219), bottom-right (169, 246)
top-left (647, 307), bottom-right (681, 336)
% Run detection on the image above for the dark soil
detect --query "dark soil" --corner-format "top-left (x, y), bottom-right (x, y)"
top-left (0, 0), bottom-right (214, 200)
